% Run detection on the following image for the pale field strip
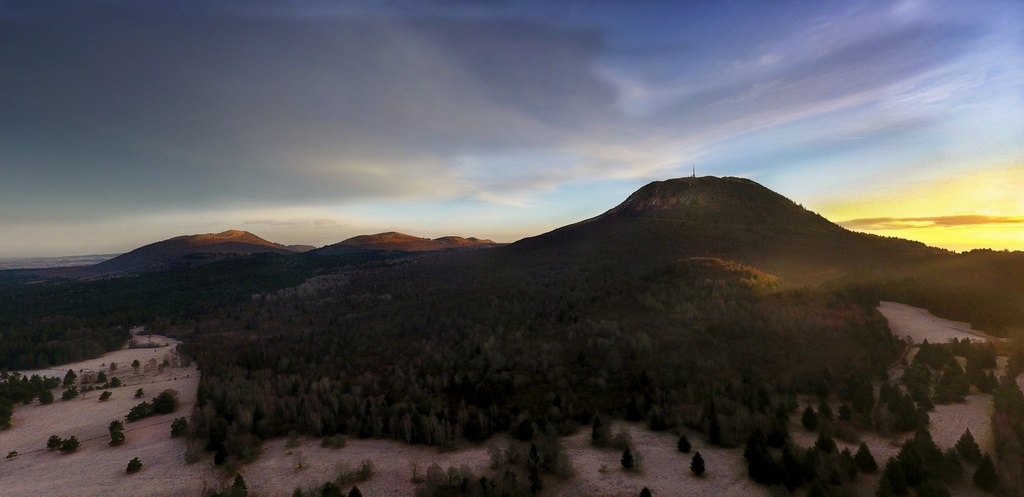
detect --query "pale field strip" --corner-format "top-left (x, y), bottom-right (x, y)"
top-left (241, 423), bottom-right (766, 497)
top-left (877, 301), bottom-right (995, 345)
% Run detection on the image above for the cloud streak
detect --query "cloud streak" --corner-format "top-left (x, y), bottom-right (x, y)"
top-left (840, 215), bottom-right (1024, 231)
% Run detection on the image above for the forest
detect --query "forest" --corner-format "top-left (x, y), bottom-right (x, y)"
top-left (2, 234), bottom-right (1023, 496)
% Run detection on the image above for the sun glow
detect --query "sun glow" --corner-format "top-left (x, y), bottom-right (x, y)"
top-left (821, 164), bottom-right (1024, 252)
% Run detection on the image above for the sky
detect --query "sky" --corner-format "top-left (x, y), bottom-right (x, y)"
top-left (1, 0), bottom-right (1021, 257)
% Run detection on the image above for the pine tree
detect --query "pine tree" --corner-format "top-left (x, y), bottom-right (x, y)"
top-left (874, 474), bottom-right (893, 497)
top-left (591, 414), bottom-right (611, 446)
top-left (916, 479), bottom-right (951, 497)
top-left (230, 474), bottom-right (249, 497)
top-left (640, 487), bottom-right (652, 497)
top-left (955, 429), bottom-right (982, 464)
top-left (63, 369), bottom-right (77, 388)
top-left (347, 486), bottom-right (362, 497)
top-left (801, 406), bottom-right (819, 431)
top-left (855, 442), bottom-right (878, 472)
top-left (882, 458), bottom-right (907, 495)
top-left (814, 433), bottom-right (837, 453)
top-left (972, 453), bottom-right (998, 491)
top-left (691, 451), bottom-right (705, 476)
top-left (817, 398), bottom-right (834, 422)
top-left (940, 448), bottom-right (963, 481)
top-left (621, 448), bottom-right (635, 470)
top-left (745, 429), bottom-right (778, 484)
top-left (109, 420), bottom-right (125, 446)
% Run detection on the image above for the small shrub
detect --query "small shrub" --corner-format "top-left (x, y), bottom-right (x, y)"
top-left (170, 417), bottom-right (188, 437)
top-left (99, 391), bottom-right (112, 401)
top-left (286, 430), bottom-right (301, 449)
top-left (125, 401), bottom-right (153, 421)
top-left (61, 387), bottom-right (78, 401)
top-left (611, 428), bottom-right (633, 450)
top-left (6, 450), bottom-right (17, 459)
top-left (39, 390), bottom-right (55, 405)
top-left (410, 461), bottom-right (425, 483)
top-left (677, 434), bottom-right (691, 453)
top-left (151, 389), bottom-right (179, 414)
top-left (59, 436), bottom-right (81, 453)
top-left (47, 435), bottom-right (63, 450)
top-left (134, 388), bottom-right (144, 398)
top-left (321, 434), bottom-right (347, 449)
top-left (126, 457), bottom-right (143, 473)
top-left (357, 460), bottom-right (374, 480)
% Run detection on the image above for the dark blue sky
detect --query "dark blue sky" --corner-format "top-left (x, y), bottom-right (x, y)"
top-left (1, 0), bottom-right (1021, 256)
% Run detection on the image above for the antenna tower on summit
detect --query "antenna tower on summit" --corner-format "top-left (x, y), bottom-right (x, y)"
top-left (692, 163), bottom-right (696, 178)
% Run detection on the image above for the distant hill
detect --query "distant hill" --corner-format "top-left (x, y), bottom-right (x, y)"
top-left (84, 230), bottom-right (297, 276)
top-left (505, 176), bottom-right (947, 286)
top-left (315, 231), bottom-right (497, 255)
top-left (0, 254), bottom-right (118, 270)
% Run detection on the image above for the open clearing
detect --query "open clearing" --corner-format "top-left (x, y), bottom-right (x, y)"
top-left (0, 302), bottom-right (1007, 496)
top-left (877, 301), bottom-right (993, 344)
top-left (2, 336), bottom-right (202, 497)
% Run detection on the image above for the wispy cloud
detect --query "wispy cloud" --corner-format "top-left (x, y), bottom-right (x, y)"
top-left (243, 218), bottom-right (346, 229)
top-left (840, 215), bottom-right (1024, 230)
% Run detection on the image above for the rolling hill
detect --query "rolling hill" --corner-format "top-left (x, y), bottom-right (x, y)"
top-left (83, 230), bottom-right (297, 276)
top-left (315, 231), bottom-right (497, 255)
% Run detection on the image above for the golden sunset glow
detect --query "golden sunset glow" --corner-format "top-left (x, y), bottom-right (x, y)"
top-left (823, 164), bottom-right (1024, 251)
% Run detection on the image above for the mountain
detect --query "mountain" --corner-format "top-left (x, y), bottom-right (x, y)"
top-left (504, 176), bottom-right (947, 286)
top-left (315, 231), bottom-right (497, 255)
top-left (85, 230), bottom-right (297, 276)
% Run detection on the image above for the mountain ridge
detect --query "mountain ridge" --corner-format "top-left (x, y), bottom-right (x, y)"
top-left (315, 231), bottom-right (497, 255)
